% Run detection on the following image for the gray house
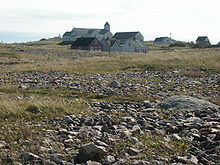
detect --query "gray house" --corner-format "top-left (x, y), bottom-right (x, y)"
top-left (218, 41), bottom-right (220, 46)
top-left (196, 36), bottom-right (211, 45)
top-left (111, 32), bottom-right (147, 53)
top-left (153, 37), bottom-right (176, 45)
top-left (63, 22), bottom-right (112, 42)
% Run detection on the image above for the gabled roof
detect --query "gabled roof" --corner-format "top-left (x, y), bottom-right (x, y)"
top-left (71, 37), bottom-right (97, 46)
top-left (99, 29), bottom-right (109, 34)
top-left (63, 32), bottom-right (72, 37)
top-left (88, 29), bottom-right (97, 34)
top-left (196, 36), bottom-right (209, 42)
top-left (110, 39), bottom-right (121, 47)
top-left (113, 32), bottom-right (140, 40)
top-left (132, 39), bottom-right (146, 48)
top-left (72, 28), bottom-right (110, 35)
top-left (154, 37), bottom-right (170, 42)
top-left (72, 28), bottom-right (95, 35)
top-left (101, 38), bottom-right (120, 47)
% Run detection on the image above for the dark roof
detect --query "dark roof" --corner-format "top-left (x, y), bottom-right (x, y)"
top-left (154, 37), bottom-right (170, 42)
top-left (99, 29), bottom-right (109, 34)
top-left (113, 32), bottom-right (139, 40)
top-left (63, 32), bottom-right (72, 36)
top-left (71, 37), bottom-right (96, 46)
top-left (88, 29), bottom-right (97, 34)
top-left (196, 36), bottom-right (209, 42)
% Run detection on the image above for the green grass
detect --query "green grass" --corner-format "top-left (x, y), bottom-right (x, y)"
top-left (0, 52), bottom-right (20, 59)
top-left (114, 132), bottom-right (189, 162)
top-left (0, 99), bottom-right (88, 123)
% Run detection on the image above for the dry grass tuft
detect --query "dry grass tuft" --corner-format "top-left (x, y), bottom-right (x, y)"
top-left (0, 99), bottom-right (88, 123)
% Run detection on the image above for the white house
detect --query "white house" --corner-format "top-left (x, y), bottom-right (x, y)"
top-left (63, 22), bottom-right (113, 42)
top-left (153, 37), bottom-right (176, 45)
top-left (120, 39), bottom-right (147, 53)
top-left (111, 32), bottom-right (147, 53)
top-left (196, 36), bottom-right (211, 45)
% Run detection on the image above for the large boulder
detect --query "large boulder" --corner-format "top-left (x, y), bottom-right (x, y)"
top-left (76, 142), bottom-right (107, 163)
top-left (158, 95), bottom-right (219, 111)
top-left (108, 80), bottom-right (121, 88)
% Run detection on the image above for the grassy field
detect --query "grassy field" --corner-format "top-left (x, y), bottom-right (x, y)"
top-left (0, 41), bottom-right (219, 74)
top-left (0, 40), bottom-right (219, 122)
top-left (0, 40), bottom-right (219, 163)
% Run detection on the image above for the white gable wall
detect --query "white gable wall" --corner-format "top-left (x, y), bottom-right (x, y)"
top-left (110, 43), bottom-right (122, 52)
top-left (135, 32), bottom-right (144, 41)
top-left (121, 40), bottom-right (136, 52)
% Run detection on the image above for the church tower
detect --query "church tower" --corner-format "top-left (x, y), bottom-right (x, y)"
top-left (104, 22), bottom-right (110, 31)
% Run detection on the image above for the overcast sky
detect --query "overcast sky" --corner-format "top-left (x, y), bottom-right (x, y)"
top-left (0, 0), bottom-right (220, 43)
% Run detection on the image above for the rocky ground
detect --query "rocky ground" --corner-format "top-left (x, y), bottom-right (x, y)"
top-left (0, 69), bottom-right (219, 165)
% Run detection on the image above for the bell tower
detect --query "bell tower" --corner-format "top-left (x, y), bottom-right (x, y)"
top-left (104, 22), bottom-right (110, 31)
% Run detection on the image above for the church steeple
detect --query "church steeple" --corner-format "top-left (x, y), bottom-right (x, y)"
top-left (104, 22), bottom-right (110, 31)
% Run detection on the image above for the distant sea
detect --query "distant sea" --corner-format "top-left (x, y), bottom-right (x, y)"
top-left (0, 32), bottom-right (59, 43)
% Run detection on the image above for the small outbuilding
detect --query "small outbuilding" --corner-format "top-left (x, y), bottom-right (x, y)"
top-left (196, 36), bottom-right (211, 45)
top-left (71, 37), bottom-right (102, 51)
top-left (153, 37), bottom-right (176, 45)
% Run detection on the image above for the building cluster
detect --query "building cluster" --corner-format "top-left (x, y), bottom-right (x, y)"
top-left (63, 22), bottom-right (216, 52)
top-left (63, 22), bottom-right (147, 53)
top-left (153, 36), bottom-right (212, 46)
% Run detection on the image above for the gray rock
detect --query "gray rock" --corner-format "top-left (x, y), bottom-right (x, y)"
top-left (143, 100), bottom-right (152, 108)
top-left (132, 160), bottom-right (151, 165)
top-left (207, 154), bottom-right (220, 163)
top-left (171, 134), bottom-right (182, 140)
top-left (213, 131), bottom-right (220, 141)
top-left (94, 140), bottom-right (109, 147)
top-left (50, 153), bottom-right (63, 164)
top-left (125, 147), bottom-right (140, 156)
top-left (86, 160), bottom-right (102, 165)
top-left (108, 80), bottom-right (121, 88)
top-left (1, 155), bottom-right (14, 165)
top-left (158, 95), bottom-right (219, 111)
top-left (19, 84), bottom-right (27, 90)
top-left (63, 116), bottom-right (74, 124)
top-left (77, 142), bottom-right (107, 162)
top-left (130, 137), bottom-right (139, 144)
top-left (131, 125), bottom-right (142, 135)
top-left (21, 152), bottom-right (44, 164)
top-left (0, 141), bottom-right (6, 148)
top-left (176, 155), bottom-right (198, 165)
top-left (104, 155), bottom-right (116, 163)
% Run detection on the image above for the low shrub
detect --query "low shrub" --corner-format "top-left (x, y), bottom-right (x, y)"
top-left (169, 42), bottom-right (186, 47)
